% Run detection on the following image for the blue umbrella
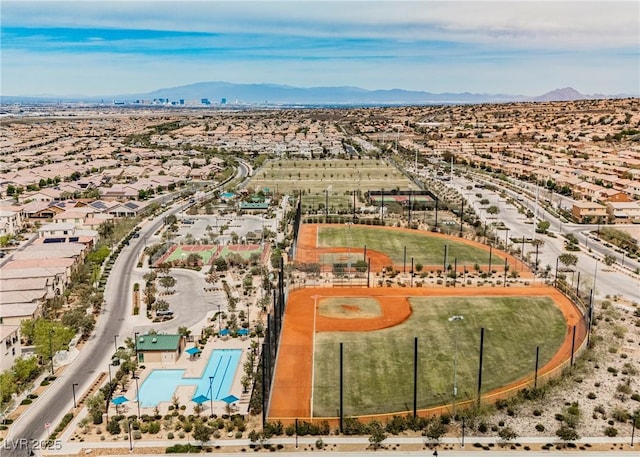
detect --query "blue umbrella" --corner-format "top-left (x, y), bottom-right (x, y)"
top-left (111, 395), bottom-right (128, 414)
top-left (186, 347), bottom-right (201, 355)
top-left (221, 394), bottom-right (239, 404)
top-left (111, 395), bottom-right (128, 405)
top-left (219, 329), bottom-right (230, 336)
top-left (237, 329), bottom-right (249, 336)
top-left (192, 394), bottom-right (209, 404)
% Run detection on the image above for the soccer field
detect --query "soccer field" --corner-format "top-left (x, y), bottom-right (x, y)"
top-left (250, 158), bottom-right (419, 195)
top-left (313, 295), bottom-right (567, 417)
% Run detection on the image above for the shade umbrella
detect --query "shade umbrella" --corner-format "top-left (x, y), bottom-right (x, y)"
top-left (237, 329), bottom-right (249, 336)
top-left (186, 347), bottom-right (201, 359)
top-left (111, 395), bottom-right (128, 405)
top-left (192, 394), bottom-right (209, 404)
top-left (221, 394), bottom-right (239, 404)
top-left (219, 329), bottom-right (230, 337)
top-left (111, 395), bottom-right (128, 414)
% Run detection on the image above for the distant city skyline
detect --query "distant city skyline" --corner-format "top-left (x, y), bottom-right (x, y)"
top-left (2, 0), bottom-right (639, 97)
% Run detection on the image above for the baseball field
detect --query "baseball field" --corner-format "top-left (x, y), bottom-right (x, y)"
top-left (267, 224), bottom-right (585, 422)
top-left (296, 224), bottom-right (528, 273)
top-left (268, 286), bottom-right (585, 422)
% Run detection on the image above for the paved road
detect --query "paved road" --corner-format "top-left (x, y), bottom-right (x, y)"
top-left (3, 204), bottom-right (186, 457)
top-left (451, 174), bottom-right (639, 303)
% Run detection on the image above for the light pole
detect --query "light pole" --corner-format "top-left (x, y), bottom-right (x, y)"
top-left (448, 315), bottom-right (464, 417)
top-left (310, 295), bottom-right (320, 418)
top-left (209, 376), bottom-right (214, 417)
top-left (504, 228), bottom-right (510, 252)
top-left (217, 305), bottom-right (221, 333)
top-left (134, 332), bottom-right (139, 363)
top-left (346, 222), bottom-right (352, 279)
top-left (133, 375), bottom-right (141, 418)
top-left (128, 418), bottom-right (133, 451)
top-left (72, 383), bottom-right (78, 409)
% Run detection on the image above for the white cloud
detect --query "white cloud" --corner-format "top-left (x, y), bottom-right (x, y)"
top-left (3, 1), bottom-right (638, 49)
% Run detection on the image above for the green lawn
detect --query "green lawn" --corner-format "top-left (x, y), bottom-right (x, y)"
top-left (313, 296), bottom-right (566, 417)
top-left (249, 158), bottom-right (419, 210)
top-left (318, 225), bottom-right (504, 267)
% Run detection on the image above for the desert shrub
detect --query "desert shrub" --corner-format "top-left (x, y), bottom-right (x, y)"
top-left (148, 421), bottom-right (161, 434)
top-left (107, 419), bottom-right (121, 435)
top-left (166, 444), bottom-right (201, 453)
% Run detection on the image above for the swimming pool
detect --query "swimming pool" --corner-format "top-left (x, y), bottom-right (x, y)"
top-left (137, 349), bottom-right (242, 407)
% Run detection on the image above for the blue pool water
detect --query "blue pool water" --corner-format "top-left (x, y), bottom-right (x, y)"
top-left (137, 349), bottom-right (242, 407)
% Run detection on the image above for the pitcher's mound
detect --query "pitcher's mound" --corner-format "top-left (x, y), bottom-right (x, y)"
top-left (318, 297), bottom-right (382, 319)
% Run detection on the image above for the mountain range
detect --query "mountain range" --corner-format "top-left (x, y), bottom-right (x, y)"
top-left (1, 82), bottom-right (634, 106)
top-left (129, 82), bottom-right (626, 105)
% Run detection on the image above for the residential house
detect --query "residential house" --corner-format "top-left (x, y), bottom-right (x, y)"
top-left (99, 184), bottom-right (140, 201)
top-left (571, 201), bottom-right (608, 223)
top-left (0, 325), bottom-right (22, 372)
top-left (25, 188), bottom-right (63, 202)
top-left (0, 210), bottom-right (21, 236)
top-left (107, 200), bottom-right (149, 218)
top-left (606, 201), bottom-right (640, 224)
top-left (21, 201), bottom-right (62, 220)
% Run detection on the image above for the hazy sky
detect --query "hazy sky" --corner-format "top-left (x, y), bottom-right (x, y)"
top-left (2, 0), bottom-right (639, 96)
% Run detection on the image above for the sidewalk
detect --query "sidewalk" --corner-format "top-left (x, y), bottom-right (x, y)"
top-left (44, 433), bottom-right (636, 455)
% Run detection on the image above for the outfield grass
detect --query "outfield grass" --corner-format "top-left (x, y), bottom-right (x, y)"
top-left (318, 225), bottom-right (504, 267)
top-left (313, 296), bottom-right (566, 417)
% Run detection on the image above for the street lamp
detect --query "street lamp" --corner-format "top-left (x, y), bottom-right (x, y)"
top-left (209, 376), bottom-right (214, 417)
top-left (346, 222), bottom-right (352, 278)
top-left (128, 418), bottom-right (133, 451)
top-left (448, 315), bottom-right (464, 416)
top-left (72, 383), bottom-right (79, 409)
top-left (217, 305), bottom-right (221, 333)
top-left (132, 375), bottom-right (141, 418)
top-left (134, 332), bottom-right (139, 363)
top-left (504, 228), bottom-right (510, 252)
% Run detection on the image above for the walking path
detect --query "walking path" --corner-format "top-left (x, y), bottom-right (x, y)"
top-left (41, 434), bottom-right (636, 455)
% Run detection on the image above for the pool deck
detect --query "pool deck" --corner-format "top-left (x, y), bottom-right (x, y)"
top-left (116, 334), bottom-right (253, 417)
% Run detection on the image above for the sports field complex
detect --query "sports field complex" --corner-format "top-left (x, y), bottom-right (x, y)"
top-left (267, 224), bottom-right (587, 423)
